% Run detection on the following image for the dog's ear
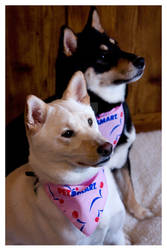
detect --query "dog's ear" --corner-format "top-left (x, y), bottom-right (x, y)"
top-left (62, 71), bottom-right (90, 105)
top-left (25, 95), bottom-right (48, 134)
top-left (86, 7), bottom-right (104, 33)
top-left (63, 27), bottom-right (77, 56)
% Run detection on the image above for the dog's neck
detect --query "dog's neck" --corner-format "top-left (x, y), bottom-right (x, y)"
top-left (87, 83), bottom-right (126, 105)
top-left (28, 153), bottom-right (99, 185)
top-left (88, 89), bottom-right (125, 115)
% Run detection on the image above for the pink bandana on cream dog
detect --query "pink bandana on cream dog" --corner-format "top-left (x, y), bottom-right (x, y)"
top-left (96, 104), bottom-right (124, 149)
top-left (45, 168), bottom-right (108, 236)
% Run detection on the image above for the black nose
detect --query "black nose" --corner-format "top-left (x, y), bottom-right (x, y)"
top-left (133, 57), bottom-right (145, 69)
top-left (97, 142), bottom-right (112, 157)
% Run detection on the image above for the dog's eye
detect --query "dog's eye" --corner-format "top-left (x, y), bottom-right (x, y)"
top-left (98, 53), bottom-right (108, 62)
top-left (61, 130), bottom-right (74, 138)
top-left (88, 118), bottom-right (93, 127)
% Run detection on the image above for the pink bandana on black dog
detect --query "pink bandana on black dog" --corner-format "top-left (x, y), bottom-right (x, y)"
top-left (44, 168), bottom-right (108, 236)
top-left (96, 104), bottom-right (124, 149)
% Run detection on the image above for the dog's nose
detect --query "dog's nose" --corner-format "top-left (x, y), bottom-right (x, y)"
top-left (97, 142), bottom-right (112, 157)
top-left (133, 57), bottom-right (145, 69)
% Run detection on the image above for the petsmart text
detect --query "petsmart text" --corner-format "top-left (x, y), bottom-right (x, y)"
top-left (97, 114), bottom-right (117, 125)
top-left (57, 182), bottom-right (97, 197)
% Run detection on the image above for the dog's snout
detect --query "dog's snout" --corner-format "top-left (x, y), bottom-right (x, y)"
top-left (133, 57), bottom-right (145, 69)
top-left (97, 142), bottom-right (112, 157)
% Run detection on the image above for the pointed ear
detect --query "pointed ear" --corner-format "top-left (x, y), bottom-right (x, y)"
top-left (86, 7), bottom-right (104, 33)
top-left (63, 27), bottom-right (77, 56)
top-left (62, 71), bottom-right (90, 105)
top-left (91, 8), bottom-right (104, 33)
top-left (25, 95), bottom-right (48, 134)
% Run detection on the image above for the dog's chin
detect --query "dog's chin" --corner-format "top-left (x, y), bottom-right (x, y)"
top-left (113, 69), bottom-right (144, 85)
top-left (127, 70), bottom-right (144, 83)
top-left (77, 156), bottom-right (110, 167)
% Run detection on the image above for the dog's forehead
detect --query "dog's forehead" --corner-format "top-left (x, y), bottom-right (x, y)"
top-left (78, 29), bottom-right (116, 51)
top-left (50, 99), bottom-right (93, 118)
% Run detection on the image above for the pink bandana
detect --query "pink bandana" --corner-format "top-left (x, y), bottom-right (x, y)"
top-left (96, 104), bottom-right (124, 149)
top-left (44, 168), bottom-right (108, 236)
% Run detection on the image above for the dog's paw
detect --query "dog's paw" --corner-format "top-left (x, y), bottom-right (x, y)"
top-left (125, 233), bottom-right (131, 245)
top-left (132, 206), bottom-right (154, 220)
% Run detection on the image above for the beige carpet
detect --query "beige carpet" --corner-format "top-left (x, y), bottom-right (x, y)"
top-left (124, 130), bottom-right (162, 245)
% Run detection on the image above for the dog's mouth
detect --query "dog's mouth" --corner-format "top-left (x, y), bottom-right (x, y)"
top-left (113, 69), bottom-right (144, 84)
top-left (77, 156), bottom-right (110, 167)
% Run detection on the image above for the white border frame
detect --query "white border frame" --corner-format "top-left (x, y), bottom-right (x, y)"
top-left (1, 0), bottom-right (165, 249)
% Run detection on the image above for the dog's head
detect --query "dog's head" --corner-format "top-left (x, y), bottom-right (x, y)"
top-left (60, 8), bottom-right (145, 102)
top-left (25, 71), bottom-right (112, 182)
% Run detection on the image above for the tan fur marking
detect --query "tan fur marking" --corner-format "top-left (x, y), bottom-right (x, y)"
top-left (109, 38), bottom-right (115, 44)
top-left (115, 58), bottom-right (131, 73)
top-left (100, 44), bottom-right (108, 51)
top-left (98, 58), bottom-right (137, 85)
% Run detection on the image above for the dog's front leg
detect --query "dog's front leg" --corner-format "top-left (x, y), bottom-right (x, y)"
top-left (113, 157), bottom-right (153, 220)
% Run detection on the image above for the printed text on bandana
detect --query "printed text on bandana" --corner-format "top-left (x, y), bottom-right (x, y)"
top-left (58, 182), bottom-right (97, 197)
top-left (97, 114), bottom-right (117, 125)
top-left (96, 104), bottom-right (124, 149)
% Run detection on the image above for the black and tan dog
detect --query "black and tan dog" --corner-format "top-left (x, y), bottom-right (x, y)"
top-left (55, 7), bottom-right (153, 220)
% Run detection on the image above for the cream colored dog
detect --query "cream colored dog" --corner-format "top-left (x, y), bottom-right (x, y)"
top-left (6, 71), bottom-right (125, 245)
